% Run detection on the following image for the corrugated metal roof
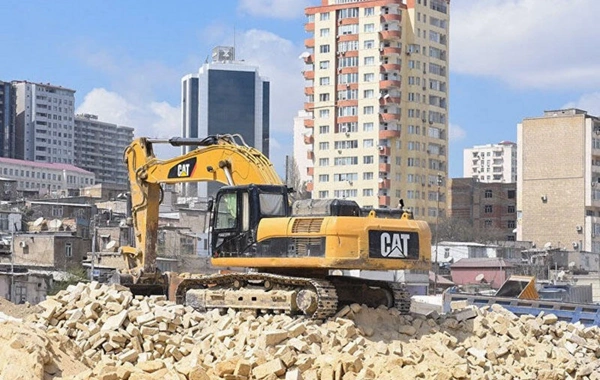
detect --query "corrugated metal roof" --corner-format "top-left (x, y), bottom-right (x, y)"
top-left (451, 257), bottom-right (515, 268)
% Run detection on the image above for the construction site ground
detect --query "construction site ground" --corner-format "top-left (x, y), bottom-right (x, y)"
top-left (1, 283), bottom-right (600, 380)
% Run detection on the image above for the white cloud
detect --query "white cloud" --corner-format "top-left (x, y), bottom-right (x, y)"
top-left (237, 0), bottom-right (313, 19)
top-left (76, 88), bottom-right (180, 139)
top-left (563, 92), bottom-right (600, 116)
top-left (451, 0), bottom-right (600, 89)
top-left (449, 123), bottom-right (466, 142)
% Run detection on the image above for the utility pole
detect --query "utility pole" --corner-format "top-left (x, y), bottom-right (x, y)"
top-left (433, 173), bottom-right (443, 295)
top-left (10, 229), bottom-right (14, 303)
top-left (89, 216), bottom-right (97, 281)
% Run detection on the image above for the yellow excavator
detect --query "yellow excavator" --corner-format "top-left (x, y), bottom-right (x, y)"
top-left (117, 134), bottom-right (432, 318)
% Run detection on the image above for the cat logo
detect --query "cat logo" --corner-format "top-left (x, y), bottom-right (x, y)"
top-left (368, 230), bottom-right (419, 260)
top-left (380, 232), bottom-right (410, 258)
top-left (167, 157), bottom-right (197, 179)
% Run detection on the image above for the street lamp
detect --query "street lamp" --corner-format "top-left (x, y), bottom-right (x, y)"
top-left (433, 173), bottom-right (443, 294)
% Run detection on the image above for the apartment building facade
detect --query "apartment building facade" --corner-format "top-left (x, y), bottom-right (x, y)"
top-left (181, 46), bottom-right (270, 198)
top-left (13, 81), bottom-right (76, 164)
top-left (447, 178), bottom-right (517, 241)
top-left (0, 80), bottom-right (16, 158)
top-left (463, 141), bottom-right (517, 183)
top-left (302, 0), bottom-right (449, 220)
top-left (74, 114), bottom-right (134, 186)
top-left (0, 157), bottom-right (95, 197)
top-left (517, 109), bottom-right (600, 252)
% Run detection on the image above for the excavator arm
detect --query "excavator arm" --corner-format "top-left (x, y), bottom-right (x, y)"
top-left (120, 134), bottom-right (282, 285)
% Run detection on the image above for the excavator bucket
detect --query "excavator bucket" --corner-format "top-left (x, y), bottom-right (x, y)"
top-left (495, 275), bottom-right (539, 300)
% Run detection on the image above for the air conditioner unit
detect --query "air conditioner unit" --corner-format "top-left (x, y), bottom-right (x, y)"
top-left (576, 225), bottom-right (583, 232)
top-left (341, 126), bottom-right (348, 132)
top-left (19, 241), bottom-right (27, 248)
top-left (378, 145), bottom-right (385, 151)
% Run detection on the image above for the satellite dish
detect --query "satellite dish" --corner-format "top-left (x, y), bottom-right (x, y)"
top-left (106, 240), bottom-right (117, 250)
top-left (33, 217), bottom-right (45, 227)
top-left (48, 219), bottom-right (63, 229)
top-left (544, 242), bottom-right (553, 249)
top-left (475, 273), bottom-right (485, 282)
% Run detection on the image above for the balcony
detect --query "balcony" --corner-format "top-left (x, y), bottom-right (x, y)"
top-left (380, 79), bottom-right (402, 89)
top-left (307, 167), bottom-right (314, 176)
top-left (378, 195), bottom-right (391, 207)
top-left (304, 38), bottom-right (315, 48)
top-left (337, 116), bottom-right (358, 124)
top-left (339, 17), bottom-right (358, 26)
top-left (305, 22), bottom-right (315, 32)
top-left (336, 83), bottom-right (358, 91)
top-left (339, 67), bottom-right (359, 74)
top-left (379, 129), bottom-right (401, 139)
top-left (378, 146), bottom-right (391, 156)
top-left (380, 14), bottom-right (401, 23)
top-left (303, 54), bottom-right (314, 64)
top-left (338, 34), bottom-right (358, 42)
top-left (305, 87), bottom-right (314, 95)
top-left (306, 182), bottom-right (314, 192)
top-left (379, 96), bottom-right (401, 106)
top-left (380, 63), bottom-right (402, 72)
top-left (379, 112), bottom-right (400, 122)
top-left (379, 163), bottom-right (391, 172)
top-left (303, 135), bottom-right (314, 144)
top-left (378, 179), bottom-right (391, 189)
top-left (381, 47), bottom-right (402, 56)
top-left (307, 151), bottom-right (314, 160)
top-left (379, 30), bottom-right (402, 40)
top-left (337, 99), bottom-right (358, 107)
top-left (304, 102), bottom-right (314, 112)
top-left (303, 70), bottom-right (314, 80)
top-left (304, 119), bottom-right (314, 128)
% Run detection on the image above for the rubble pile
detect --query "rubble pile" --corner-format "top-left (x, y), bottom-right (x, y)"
top-left (1, 282), bottom-right (600, 379)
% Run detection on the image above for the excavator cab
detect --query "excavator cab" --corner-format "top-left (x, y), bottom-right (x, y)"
top-left (211, 184), bottom-right (291, 258)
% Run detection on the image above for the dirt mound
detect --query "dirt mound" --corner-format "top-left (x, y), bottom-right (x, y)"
top-left (0, 296), bottom-right (42, 319)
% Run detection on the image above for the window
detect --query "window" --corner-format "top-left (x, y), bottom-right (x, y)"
top-left (508, 220), bottom-right (516, 228)
top-left (484, 189), bottom-right (492, 198)
top-left (363, 40), bottom-right (375, 49)
top-left (320, 28), bottom-right (330, 37)
top-left (363, 73), bottom-right (375, 82)
top-left (65, 243), bottom-right (72, 257)
top-left (363, 172), bottom-right (374, 180)
top-left (319, 142), bottom-right (330, 150)
top-left (320, 45), bottom-right (330, 53)
top-left (363, 139), bottom-right (374, 148)
top-left (319, 158), bottom-right (329, 166)
top-left (319, 109), bottom-right (330, 118)
top-left (364, 56), bottom-right (375, 66)
top-left (363, 106), bottom-right (374, 115)
top-left (334, 156), bottom-right (358, 166)
top-left (52, 206), bottom-right (63, 217)
top-left (364, 23), bottom-right (375, 33)
top-left (507, 190), bottom-right (516, 199)
top-left (320, 12), bottom-right (330, 21)
top-left (363, 156), bottom-right (374, 164)
top-left (484, 220), bottom-right (492, 228)
top-left (318, 191), bottom-right (329, 198)
top-left (319, 125), bottom-right (330, 134)
top-left (363, 122), bottom-right (374, 132)
top-left (364, 7), bottom-right (374, 16)
top-left (319, 77), bottom-right (330, 85)
top-left (319, 174), bottom-right (329, 182)
top-left (364, 89), bottom-right (374, 99)
top-left (363, 189), bottom-right (374, 196)
top-left (508, 205), bottom-right (515, 213)
top-left (319, 93), bottom-right (330, 101)
top-left (484, 205), bottom-right (493, 213)
top-left (319, 61), bottom-right (329, 69)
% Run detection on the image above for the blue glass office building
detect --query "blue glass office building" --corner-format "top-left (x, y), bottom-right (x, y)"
top-left (181, 46), bottom-right (270, 198)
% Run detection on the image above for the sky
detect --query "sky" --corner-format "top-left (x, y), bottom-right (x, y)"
top-left (2, 0), bottom-right (600, 179)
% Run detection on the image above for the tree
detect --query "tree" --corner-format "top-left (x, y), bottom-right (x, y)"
top-left (285, 156), bottom-right (311, 202)
top-left (434, 216), bottom-right (506, 244)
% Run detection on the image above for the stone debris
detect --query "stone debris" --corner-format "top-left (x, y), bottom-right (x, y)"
top-left (1, 282), bottom-right (600, 379)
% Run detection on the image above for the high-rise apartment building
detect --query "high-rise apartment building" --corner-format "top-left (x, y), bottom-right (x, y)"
top-left (293, 110), bottom-right (312, 187)
top-left (0, 81), bottom-right (16, 158)
top-left (181, 46), bottom-right (270, 198)
top-left (463, 141), bottom-right (517, 183)
top-left (74, 114), bottom-right (134, 186)
top-left (517, 109), bottom-right (600, 252)
top-left (302, 0), bottom-right (449, 221)
top-left (13, 81), bottom-right (76, 164)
